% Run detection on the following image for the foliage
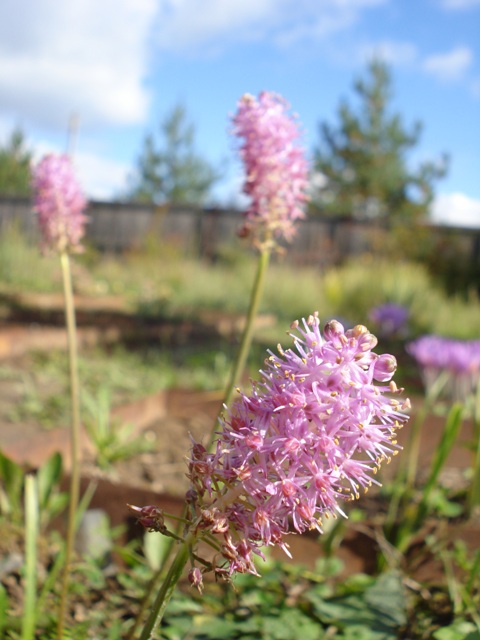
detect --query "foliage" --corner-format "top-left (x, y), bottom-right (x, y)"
top-left (311, 60), bottom-right (447, 224)
top-left (83, 387), bottom-right (155, 470)
top-left (321, 256), bottom-right (480, 340)
top-left (0, 451), bottom-right (67, 528)
top-left (2, 345), bottom-right (230, 430)
top-left (0, 223), bottom-right (61, 293)
top-left (127, 103), bottom-right (221, 205)
top-left (0, 128), bottom-right (33, 197)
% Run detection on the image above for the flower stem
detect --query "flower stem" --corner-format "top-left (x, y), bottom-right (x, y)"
top-left (137, 539), bottom-right (191, 640)
top-left (219, 248), bottom-right (270, 413)
top-left (468, 382), bottom-right (480, 515)
top-left (21, 475), bottom-right (38, 640)
top-left (57, 251), bottom-right (82, 639)
top-left (384, 373), bottom-right (447, 537)
top-left (126, 537), bottom-right (175, 640)
top-left (405, 372), bottom-right (448, 491)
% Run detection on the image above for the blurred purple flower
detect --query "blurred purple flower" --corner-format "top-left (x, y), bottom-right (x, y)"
top-left (187, 314), bottom-right (410, 577)
top-left (407, 335), bottom-right (480, 401)
top-left (369, 303), bottom-right (409, 338)
top-left (232, 91), bottom-right (309, 249)
top-left (32, 153), bottom-right (87, 253)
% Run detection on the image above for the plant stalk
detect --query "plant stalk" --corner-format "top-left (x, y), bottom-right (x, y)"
top-left (21, 475), bottom-right (38, 640)
top-left (57, 251), bottom-right (82, 640)
top-left (137, 538), bottom-right (191, 640)
top-left (126, 537), bottom-right (175, 640)
top-left (214, 248), bottom-right (270, 430)
top-left (468, 382), bottom-right (480, 515)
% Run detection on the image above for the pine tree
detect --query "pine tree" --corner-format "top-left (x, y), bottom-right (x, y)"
top-left (0, 128), bottom-right (33, 197)
top-left (311, 60), bottom-right (447, 222)
top-left (127, 104), bottom-right (220, 205)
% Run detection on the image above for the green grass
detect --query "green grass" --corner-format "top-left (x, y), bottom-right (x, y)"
top-left (3, 345), bottom-right (232, 429)
top-left (0, 223), bottom-right (61, 293)
top-left (1, 226), bottom-right (480, 342)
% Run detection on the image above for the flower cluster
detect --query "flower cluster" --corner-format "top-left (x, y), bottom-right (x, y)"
top-left (369, 303), bottom-right (409, 338)
top-left (232, 91), bottom-right (309, 248)
top-left (32, 153), bottom-right (87, 253)
top-left (186, 314), bottom-right (410, 580)
top-left (407, 335), bottom-right (480, 401)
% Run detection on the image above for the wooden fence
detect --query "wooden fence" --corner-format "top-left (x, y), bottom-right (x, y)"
top-left (0, 196), bottom-right (479, 271)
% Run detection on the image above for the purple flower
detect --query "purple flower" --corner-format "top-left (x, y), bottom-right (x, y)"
top-left (32, 153), bottom-right (87, 253)
top-left (232, 91), bottom-right (309, 249)
top-left (407, 335), bottom-right (480, 401)
top-left (369, 303), bottom-right (409, 338)
top-left (187, 314), bottom-right (410, 576)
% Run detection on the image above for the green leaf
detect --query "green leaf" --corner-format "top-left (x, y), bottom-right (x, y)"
top-left (0, 583), bottom-right (9, 638)
top-left (37, 452), bottom-right (63, 511)
top-left (191, 614), bottom-right (240, 638)
top-left (363, 571), bottom-right (407, 627)
top-left (433, 620), bottom-right (480, 640)
top-left (0, 450), bottom-right (23, 515)
top-left (306, 571), bottom-right (406, 638)
top-left (143, 532), bottom-right (171, 571)
top-left (163, 594), bottom-right (203, 616)
top-left (262, 609), bottom-right (323, 640)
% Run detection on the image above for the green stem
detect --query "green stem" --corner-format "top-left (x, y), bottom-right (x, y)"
top-left (57, 251), bottom-right (82, 640)
top-left (396, 402), bottom-right (463, 553)
top-left (21, 475), bottom-right (38, 640)
top-left (405, 372), bottom-right (448, 491)
top-left (468, 382), bottom-right (480, 515)
top-left (136, 248), bottom-right (271, 635)
top-left (126, 537), bottom-right (175, 640)
top-left (137, 539), bottom-right (191, 640)
top-left (384, 373), bottom-right (448, 537)
top-left (211, 248), bottom-right (270, 443)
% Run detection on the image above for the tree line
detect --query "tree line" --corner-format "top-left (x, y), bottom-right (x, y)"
top-left (0, 60), bottom-right (447, 226)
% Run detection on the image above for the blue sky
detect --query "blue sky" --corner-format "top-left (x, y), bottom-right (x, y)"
top-left (1, 0), bottom-right (479, 226)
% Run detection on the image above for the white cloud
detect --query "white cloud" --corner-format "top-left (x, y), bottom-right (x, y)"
top-left (423, 46), bottom-right (473, 81)
top-left (0, 0), bottom-right (156, 131)
top-left (155, 0), bottom-right (387, 54)
top-left (431, 192), bottom-right (480, 227)
top-left (74, 152), bottom-right (131, 201)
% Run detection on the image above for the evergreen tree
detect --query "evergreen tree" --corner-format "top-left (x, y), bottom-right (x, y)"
top-left (127, 104), bottom-right (220, 205)
top-left (311, 60), bottom-right (447, 222)
top-left (0, 128), bottom-right (33, 196)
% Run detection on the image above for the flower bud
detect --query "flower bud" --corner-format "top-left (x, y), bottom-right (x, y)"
top-left (188, 567), bottom-right (204, 592)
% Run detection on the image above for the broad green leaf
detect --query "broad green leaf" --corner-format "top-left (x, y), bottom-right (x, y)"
top-left (262, 609), bottom-right (323, 640)
top-left (306, 571), bottom-right (407, 637)
top-left (191, 614), bottom-right (241, 638)
top-left (364, 571), bottom-right (407, 627)
top-left (433, 621), bottom-right (480, 640)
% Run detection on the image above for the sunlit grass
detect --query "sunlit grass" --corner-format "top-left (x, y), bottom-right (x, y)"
top-left (1, 226), bottom-right (480, 341)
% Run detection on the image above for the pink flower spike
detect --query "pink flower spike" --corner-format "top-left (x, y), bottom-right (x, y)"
top-left (187, 314), bottom-right (410, 577)
top-left (232, 91), bottom-right (309, 249)
top-left (32, 153), bottom-right (88, 253)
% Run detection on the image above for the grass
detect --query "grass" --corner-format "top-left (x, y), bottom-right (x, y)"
top-left (2, 344), bottom-right (232, 429)
top-left (1, 228), bottom-right (480, 638)
top-left (4, 227), bottom-right (479, 337)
